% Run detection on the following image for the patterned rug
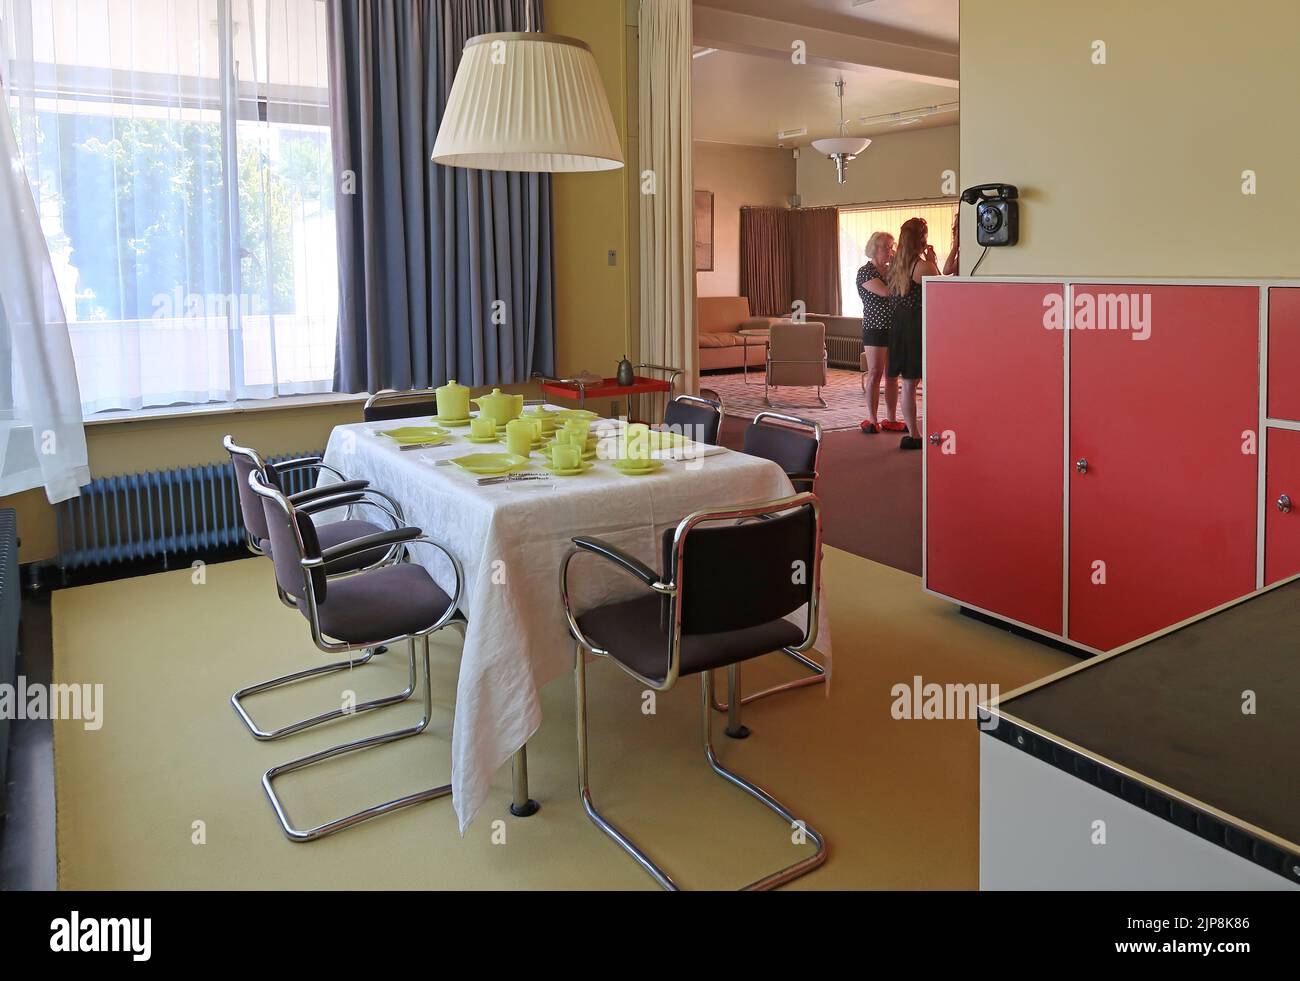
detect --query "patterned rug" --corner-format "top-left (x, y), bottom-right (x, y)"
top-left (701, 367), bottom-right (925, 432)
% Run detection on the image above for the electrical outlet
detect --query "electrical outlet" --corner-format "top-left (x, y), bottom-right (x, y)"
top-left (608, 250), bottom-right (618, 266)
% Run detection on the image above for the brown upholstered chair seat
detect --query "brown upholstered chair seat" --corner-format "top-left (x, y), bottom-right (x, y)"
top-left (313, 563), bottom-right (454, 644)
top-left (577, 594), bottom-right (803, 686)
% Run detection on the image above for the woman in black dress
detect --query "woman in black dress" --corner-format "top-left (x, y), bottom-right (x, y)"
top-left (887, 217), bottom-right (940, 450)
top-left (856, 232), bottom-right (906, 434)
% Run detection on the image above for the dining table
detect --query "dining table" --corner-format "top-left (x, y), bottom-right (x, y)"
top-left (320, 408), bottom-right (831, 834)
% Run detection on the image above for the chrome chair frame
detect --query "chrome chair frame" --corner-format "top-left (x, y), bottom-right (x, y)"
top-left (561, 492), bottom-right (827, 890)
top-left (715, 414), bottom-right (827, 713)
top-left (249, 471), bottom-right (465, 841)
top-left (362, 388), bottom-right (441, 422)
top-left (224, 437), bottom-right (410, 741)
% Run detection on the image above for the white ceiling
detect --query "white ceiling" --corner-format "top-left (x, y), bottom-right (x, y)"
top-left (695, 0), bottom-right (959, 52)
top-left (692, 47), bottom-right (957, 149)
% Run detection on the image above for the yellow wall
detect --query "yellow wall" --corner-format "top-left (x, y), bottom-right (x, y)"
top-left (797, 125), bottom-right (959, 209)
top-left (960, 0), bottom-right (1300, 277)
top-left (3, 2), bottom-right (635, 566)
top-left (549, 0), bottom-right (635, 376)
top-left (694, 141), bottom-right (797, 298)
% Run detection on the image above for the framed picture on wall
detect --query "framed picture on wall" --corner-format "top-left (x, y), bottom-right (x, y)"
top-left (694, 190), bottom-right (714, 272)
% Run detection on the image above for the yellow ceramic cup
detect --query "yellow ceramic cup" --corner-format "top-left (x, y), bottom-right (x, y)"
top-left (564, 419), bottom-right (591, 443)
top-left (625, 423), bottom-right (651, 461)
top-left (470, 416), bottom-right (496, 439)
top-left (552, 444), bottom-right (581, 471)
top-left (505, 419), bottom-right (534, 457)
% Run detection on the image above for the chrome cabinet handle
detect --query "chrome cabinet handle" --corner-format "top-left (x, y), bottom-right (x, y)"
top-left (929, 433), bottom-right (942, 445)
top-left (1076, 458), bottom-right (1089, 474)
top-left (1280, 494), bottom-right (1293, 514)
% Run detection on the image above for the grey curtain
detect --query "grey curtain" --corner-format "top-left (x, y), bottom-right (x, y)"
top-left (327, 0), bottom-right (556, 393)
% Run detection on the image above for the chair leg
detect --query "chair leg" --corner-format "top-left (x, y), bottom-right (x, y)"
top-left (724, 662), bottom-right (751, 740)
top-left (574, 646), bottom-right (826, 890)
top-left (261, 634), bottom-right (451, 842)
top-left (575, 644), bottom-right (679, 889)
top-left (711, 647), bottom-right (827, 713)
top-left (232, 645), bottom-right (415, 741)
top-left (700, 671), bottom-right (827, 890)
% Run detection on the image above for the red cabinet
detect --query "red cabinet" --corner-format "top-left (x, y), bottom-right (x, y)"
top-left (1067, 285), bottom-right (1259, 651)
top-left (925, 279), bottom-right (1265, 653)
top-left (1265, 428), bottom-right (1300, 586)
top-left (1268, 288), bottom-right (1300, 422)
top-left (925, 282), bottom-right (1064, 634)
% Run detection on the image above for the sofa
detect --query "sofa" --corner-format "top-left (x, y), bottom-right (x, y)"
top-left (696, 296), bottom-right (782, 372)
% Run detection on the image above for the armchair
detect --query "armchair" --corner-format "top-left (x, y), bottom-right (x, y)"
top-left (765, 320), bottom-right (828, 408)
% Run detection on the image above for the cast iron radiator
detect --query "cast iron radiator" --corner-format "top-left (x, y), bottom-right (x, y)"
top-left (0, 508), bottom-right (19, 815)
top-left (53, 452), bottom-right (324, 573)
top-left (826, 335), bottom-right (864, 370)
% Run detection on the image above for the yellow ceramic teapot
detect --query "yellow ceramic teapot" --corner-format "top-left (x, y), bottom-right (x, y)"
top-left (471, 387), bottom-right (524, 424)
top-left (435, 379), bottom-right (471, 421)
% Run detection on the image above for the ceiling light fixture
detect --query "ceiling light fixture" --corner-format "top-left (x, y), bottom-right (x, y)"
top-left (431, 6), bottom-right (623, 173)
top-left (810, 80), bottom-right (871, 185)
top-left (858, 102), bottom-right (960, 127)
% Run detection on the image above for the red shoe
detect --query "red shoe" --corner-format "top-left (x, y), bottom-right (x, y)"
top-left (880, 420), bottom-right (908, 432)
top-left (860, 419), bottom-right (879, 434)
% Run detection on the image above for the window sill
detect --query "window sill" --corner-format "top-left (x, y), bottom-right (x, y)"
top-left (83, 392), bottom-right (370, 428)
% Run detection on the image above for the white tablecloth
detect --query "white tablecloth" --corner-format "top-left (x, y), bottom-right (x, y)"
top-left (322, 412), bottom-right (826, 832)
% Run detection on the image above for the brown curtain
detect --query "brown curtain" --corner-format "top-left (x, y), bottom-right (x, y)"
top-left (739, 206), bottom-right (792, 317)
top-left (790, 206), bottom-right (841, 316)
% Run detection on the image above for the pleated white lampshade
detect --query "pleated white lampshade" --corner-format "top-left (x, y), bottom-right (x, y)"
top-left (432, 32), bottom-right (624, 173)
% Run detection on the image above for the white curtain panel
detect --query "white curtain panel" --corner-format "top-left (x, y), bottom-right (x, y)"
top-left (638, 0), bottom-right (696, 401)
top-left (2, 0), bottom-right (338, 413)
top-left (0, 69), bottom-right (89, 502)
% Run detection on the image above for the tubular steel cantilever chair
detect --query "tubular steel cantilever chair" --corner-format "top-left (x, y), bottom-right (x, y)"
top-left (724, 413), bottom-right (826, 712)
top-left (225, 437), bottom-right (411, 741)
top-left (561, 493), bottom-right (827, 890)
top-left (765, 320), bottom-right (828, 408)
top-left (662, 394), bottom-right (723, 446)
top-left (363, 389), bottom-right (443, 422)
top-left (249, 470), bottom-right (465, 841)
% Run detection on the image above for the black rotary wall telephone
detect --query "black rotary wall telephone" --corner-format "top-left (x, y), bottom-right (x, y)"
top-left (960, 183), bottom-right (1019, 247)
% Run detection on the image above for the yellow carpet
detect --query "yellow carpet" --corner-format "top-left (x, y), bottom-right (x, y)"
top-left (52, 547), bottom-right (1072, 890)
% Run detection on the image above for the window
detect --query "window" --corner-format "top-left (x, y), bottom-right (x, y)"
top-left (838, 200), bottom-right (958, 317)
top-left (3, 0), bottom-right (337, 413)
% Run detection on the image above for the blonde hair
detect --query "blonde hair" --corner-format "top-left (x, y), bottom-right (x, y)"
top-left (887, 218), bottom-right (928, 296)
top-left (864, 232), bottom-right (894, 265)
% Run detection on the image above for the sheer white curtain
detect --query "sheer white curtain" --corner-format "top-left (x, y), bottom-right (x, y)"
top-left (838, 200), bottom-right (958, 316)
top-left (2, 0), bottom-right (338, 413)
top-left (0, 66), bottom-right (89, 502)
top-left (639, 0), bottom-right (695, 401)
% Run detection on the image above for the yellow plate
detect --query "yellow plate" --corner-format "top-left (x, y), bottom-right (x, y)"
top-left (430, 415), bottom-right (472, 427)
top-left (464, 435), bottom-right (501, 445)
top-left (612, 459), bottom-right (664, 475)
top-left (543, 461), bottom-right (594, 477)
top-left (555, 408), bottom-right (599, 420)
top-left (451, 453), bottom-right (532, 475)
top-left (378, 426), bottom-right (450, 445)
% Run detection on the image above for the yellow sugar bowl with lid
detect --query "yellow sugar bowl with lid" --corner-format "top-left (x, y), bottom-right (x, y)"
top-left (434, 379), bottom-right (471, 422)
